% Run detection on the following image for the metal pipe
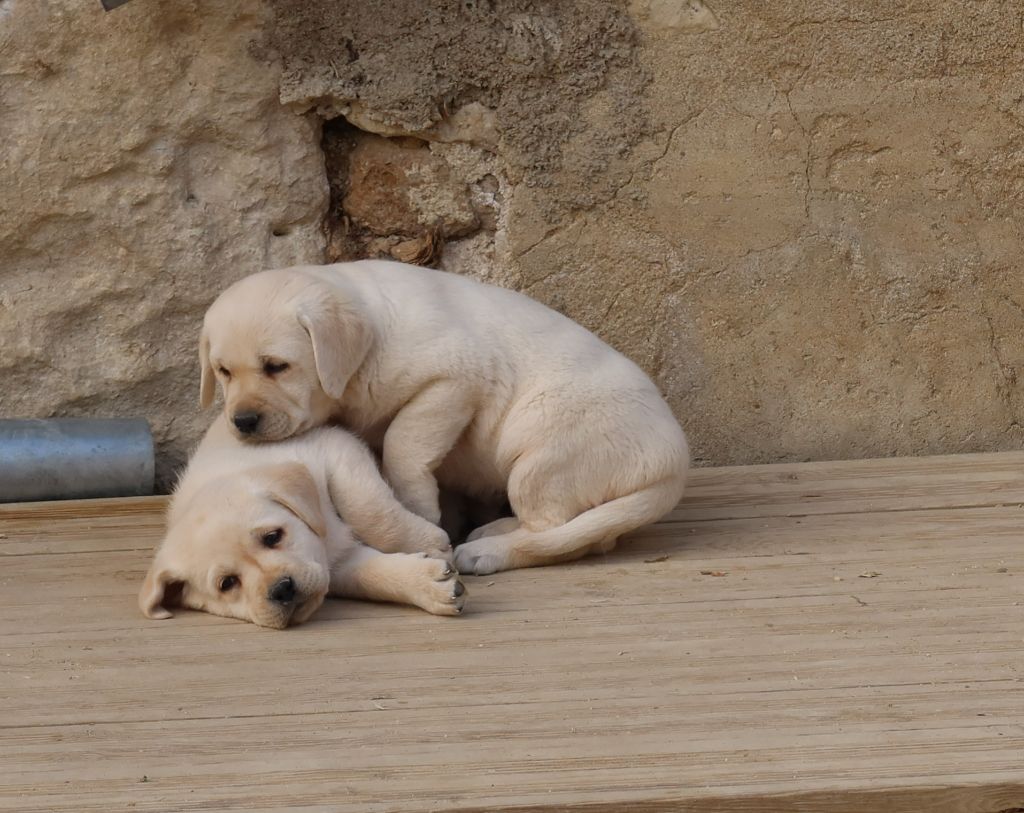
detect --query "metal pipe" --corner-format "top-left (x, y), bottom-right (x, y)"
top-left (0, 419), bottom-right (154, 503)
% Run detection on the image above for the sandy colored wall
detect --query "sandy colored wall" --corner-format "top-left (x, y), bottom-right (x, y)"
top-left (1, 0), bottom-right (1022, 486)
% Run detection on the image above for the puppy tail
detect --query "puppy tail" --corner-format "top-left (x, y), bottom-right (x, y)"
top-left (456, 476), bottom-right (685, 574)
top-left (523, 478), bottom-right (685, 556)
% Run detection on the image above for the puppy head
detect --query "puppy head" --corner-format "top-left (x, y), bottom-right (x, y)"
top-left (139, 462), bottom-right (341, 629)
top-left (200, 269), bottom-right (373, 442)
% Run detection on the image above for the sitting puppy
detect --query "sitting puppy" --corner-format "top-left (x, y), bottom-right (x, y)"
top-left (199, 260), bottom-right (690, 575)
top-left (139, 416), bottom-right (464, 628)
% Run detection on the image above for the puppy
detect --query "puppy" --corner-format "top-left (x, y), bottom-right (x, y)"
top-left (139, 416), bottom-right (464, 628)
top-left (200, 260), bottom-right (690, 575)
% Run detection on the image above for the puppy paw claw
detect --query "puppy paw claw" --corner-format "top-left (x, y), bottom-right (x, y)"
top-left (414, 557), bottom-right (467, 616)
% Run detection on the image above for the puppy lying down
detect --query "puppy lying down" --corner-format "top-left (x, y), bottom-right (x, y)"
top-left (139, 417), bottom-right (464, 629)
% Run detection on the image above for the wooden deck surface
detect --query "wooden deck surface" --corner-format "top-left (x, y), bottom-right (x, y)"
top-left (1, 452), bottom-right (1023, 812)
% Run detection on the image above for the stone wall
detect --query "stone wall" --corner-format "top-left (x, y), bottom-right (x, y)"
top-left (1, 0), bottom-right (1022, 487)
top-left (0, 0), bottom-right (327, 484)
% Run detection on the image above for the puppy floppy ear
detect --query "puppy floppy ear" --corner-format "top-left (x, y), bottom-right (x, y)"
top-left (296, 293), bottom-right (372, 400)
top-left (139, 559), bottom-right (185, 620)
top-left (260, 462), bottom-right (326, 537)
top-left (199, 326), bottom-right (216, 409)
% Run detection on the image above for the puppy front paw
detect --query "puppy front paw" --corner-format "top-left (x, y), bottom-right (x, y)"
top-left (410, 555), bottom-right (466, 616)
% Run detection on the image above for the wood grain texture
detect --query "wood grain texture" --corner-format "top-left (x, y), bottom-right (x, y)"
top-left (1, 453), bottom-right (1023, 812)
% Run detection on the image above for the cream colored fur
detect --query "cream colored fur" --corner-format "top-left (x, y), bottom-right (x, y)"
top-left (139, 416), bottom-right (463, 628)
top-left (200, 260), bottom-right (690, 575)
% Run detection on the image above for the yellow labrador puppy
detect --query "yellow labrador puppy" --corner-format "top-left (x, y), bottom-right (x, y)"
top-left (200, 260), bottom-right (689, 575)
top-left (139, 416), bottom-right (464, 628)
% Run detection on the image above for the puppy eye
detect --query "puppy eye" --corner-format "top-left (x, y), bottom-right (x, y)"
top-left (263, 360), bottom-right (290, 376)
top-left (261, 528), bottom-right (284, 548)
top-left (217, 366), bottom-right (232, 379)
top-left (219, 575), bottom-right (240, 592)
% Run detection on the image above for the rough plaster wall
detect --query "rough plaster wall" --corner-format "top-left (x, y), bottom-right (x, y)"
top-left (637, 0), bottom-right (1024, 463)
top-left (0, 0), bottom-right (327, 485)
top-left (276, 0), bottom-right (1024, 465)
top-left (270, 0), bottom-right (650, 216)
top-left (2, 0), bottom-right (1023, 484)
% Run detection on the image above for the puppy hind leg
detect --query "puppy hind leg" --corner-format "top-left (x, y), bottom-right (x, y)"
top-left (452, 448), bottom-right (582, 571)
top-left (465, 516), bottom-right (521, 543)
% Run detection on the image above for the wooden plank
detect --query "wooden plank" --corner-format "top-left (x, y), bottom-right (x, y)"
top-left (5, 450), bottom-right (1024, 555)
top-left (1, 453), bottom-right (1023, 812)
top-left (1, 714), bottom-right (1022, 813)
top-left (673, 450), bottom-right (1024, 521)
top-left (0, 496), bottom-right (165, 555)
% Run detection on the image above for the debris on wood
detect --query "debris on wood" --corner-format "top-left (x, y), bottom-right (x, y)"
top-left (644, 555), bottom-right (670, 563)
top-left (700, 570), bottom-right (728, 577)
top-left (859, 571), bottom-right (882, 578)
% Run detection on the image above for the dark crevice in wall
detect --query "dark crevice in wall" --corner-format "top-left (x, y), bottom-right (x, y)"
top-left (321, 116), bottom-right (499, 267)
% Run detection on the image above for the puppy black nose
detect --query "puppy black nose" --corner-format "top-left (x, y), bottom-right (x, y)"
top-left (268, 576), bottom-right (296, 605)
top-left (233, 411), bottom-right (261, 434)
